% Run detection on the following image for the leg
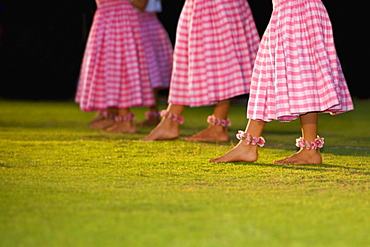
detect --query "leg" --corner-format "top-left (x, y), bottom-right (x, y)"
top-left (137, 105), bottom-right (161, 127)
top-left (184, 99), bottom-right (230, 142)
top-left (105, 108), bottom-right (136, 133)
top-left (210, 119), bottom-right (266, 162)
top-left (89, 111), bottom-right (105, 124)
top-left (89, 107), bottom-right (117, 129)
top-left (138, 89), bottom-right (161, 127)
top-left (140, 104), bottom-right (184, 141)
top-left (274, 112), bottom-right (322, 165)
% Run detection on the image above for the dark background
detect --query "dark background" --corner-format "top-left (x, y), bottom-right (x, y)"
top-left (0, 0), bottom-right (368, 100)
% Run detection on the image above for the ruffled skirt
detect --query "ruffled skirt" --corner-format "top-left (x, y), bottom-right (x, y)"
top-left (247, 0), bottom-right (354, 122)
top-left (75, 0), bottom-right (154, 111)
top-left (137, 11), bottom-right (173, 89)
top-left (168, 0), bottom-right (260, 107)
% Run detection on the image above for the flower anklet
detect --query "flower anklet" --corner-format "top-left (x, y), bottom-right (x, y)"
top-left (102, 110), bottom-right (117, 119)
top-left (295, 136), bottom-right (324, 150)
top-left (207, 115), bottom-right (231, 127)
top-left (234, 132), bottom-right (323, 150)
top-left (236, 131), bottom-right (265, 147)
top-left (145, 111), bottom-right (161, 119)
top-left (160, 110), bottom-right (184, 124)
top-left (114, 112), bottom-right (135, 122)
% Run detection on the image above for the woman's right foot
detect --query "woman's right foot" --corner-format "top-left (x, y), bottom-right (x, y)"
top-left (140, 119), bottom-right (179, 141)
top-left (104, 121), bottom-right (136, 133)
top-left (89, 111), bottom-right (105, 124)
top-left (137, 117), bottom-right (160, 127)
top-left (138, 111), bottom-right (161, 127)
top-left (184, 125), bottom-right (229, 142)
top-left (210, 141), bottom-right (258, 163)
top-left (90, 118), bottom-right (116, 129)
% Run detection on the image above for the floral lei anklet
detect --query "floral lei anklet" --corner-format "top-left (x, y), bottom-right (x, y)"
top-left (160, 110), bottom-right (184, 124)
top-left (145, 111), bottom-right (161, 119)
top-left (102, 110), bottom-right (117, 119)
top-left (207, 115), bottom-right (231, 127)
top-left (114, 112), bottom-right (135, 122)
top-left (236, 131), bottom-right (265, 147)
top-left (295, 136), bottom-right (324, 150)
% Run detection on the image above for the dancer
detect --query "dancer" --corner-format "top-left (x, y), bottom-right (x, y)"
top-left (210, 0), bottom-right (354, 164)
top-left (76, 0), bottom-right (164, 133)
top-left (141, 0), bottom-right (260, 142)
top-left (136, 1), bottom-right (173, 127)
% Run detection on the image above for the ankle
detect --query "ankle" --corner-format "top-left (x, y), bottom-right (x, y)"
top-left (208, 125), bottom-right (227, 132)
top-left (236, 131), bottom-right (265, 147)
top-left (207, 115), bottom-right (231, 127)
top-left (114, 112), bottom-right (135, 122)
top-left (102, 110), bottom-right (117, 119)
top-left (160, 110), bottom-right (184, 124)
top-left (296, 136), bottom-right (324, 150)
top-left (145, 111), bottom-right (161, 119)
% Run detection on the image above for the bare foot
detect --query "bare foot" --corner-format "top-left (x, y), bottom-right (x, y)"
top-left (184, 125), bottom-right (229, 142)
top-left (137, 117), bottom-right (160, 127)
top-left (104, 121), bottom-right (136, 133)
top-left (210, 141), bottom-right (258, 163)
top-left (140, 119), bottom-right (179, 141)
top-left (89, 111), bottom-right (105, 124)
top-left (90, 118), bottom-right (116, 129)
top-left (274, 149), bottom-right (322, 165)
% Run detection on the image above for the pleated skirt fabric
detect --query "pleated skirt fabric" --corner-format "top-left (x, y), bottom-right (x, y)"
top-left (247, 0), bottom-right (354, 122)
top-left (137, 11), bottom-right (173, 89)
top-left (168, 0), bottom-right (260, 107)
top-left (75, 0), bottom-right (155, 112)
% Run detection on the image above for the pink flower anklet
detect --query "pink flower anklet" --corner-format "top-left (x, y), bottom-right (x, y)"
top-left (236, 131), bottom-right (265, 147)
top-left (207, 115), bottom-right (231, 127)
top-left (160, 110), bottom-right (184, 124)
top-left (145, 111), bottom-right (161, 119)
top-left (102, 110), bottom-right (117, 119)
top-left (114, 112), bottom-right (135, 122)
top-left (295, 136), bottom-right (324, 150)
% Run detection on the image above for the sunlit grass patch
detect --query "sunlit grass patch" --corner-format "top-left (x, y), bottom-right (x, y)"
top-left (0, 99), bottom-right (369, 247)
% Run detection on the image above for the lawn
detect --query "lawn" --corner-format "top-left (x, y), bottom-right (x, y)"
top-left (0, 98), bottom-right (369, 247)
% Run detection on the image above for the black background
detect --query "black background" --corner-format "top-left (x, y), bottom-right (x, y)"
top-left (0, 0), bottom-right (368, 100)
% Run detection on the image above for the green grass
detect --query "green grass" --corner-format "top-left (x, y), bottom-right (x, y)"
top-left (0, 98), bottom-right (369, 247)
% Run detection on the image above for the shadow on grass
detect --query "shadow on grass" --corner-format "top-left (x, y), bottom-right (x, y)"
top-left (228, 161), bottom-right (370, 176)
top-left (322, 147), bottom-right (370, 157)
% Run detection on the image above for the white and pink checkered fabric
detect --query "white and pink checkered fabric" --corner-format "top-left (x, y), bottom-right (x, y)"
top-left (75, 0), bottom-right (155, 112)
top-left (137, 11), bottom-right (173, 89)
top-left (248, 0), bottom-right (354, 122)
top-left (168, 0), bottom-right (260, 107)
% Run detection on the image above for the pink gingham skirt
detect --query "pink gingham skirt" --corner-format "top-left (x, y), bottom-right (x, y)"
top-left (248, 0), bottom-right (354, 122)
top-left (137, 11), bottom-right (173, 89)
top-left (75, 0), bottom-right (155, 111)
top-left (168, 0), bottom-right (260, 107)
